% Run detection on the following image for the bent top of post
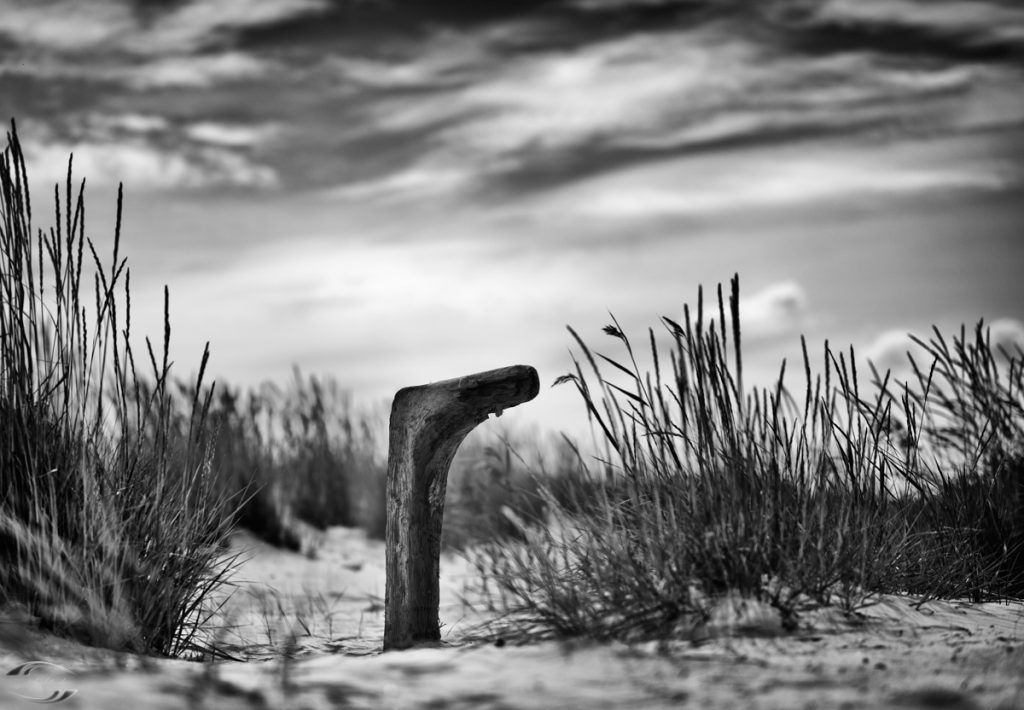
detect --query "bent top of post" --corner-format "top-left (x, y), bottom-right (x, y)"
top-left (392, 364), bottom-right (540, 420)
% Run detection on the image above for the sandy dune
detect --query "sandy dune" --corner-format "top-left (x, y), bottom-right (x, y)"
top-left (2, 527), bottom-right (1022, 709)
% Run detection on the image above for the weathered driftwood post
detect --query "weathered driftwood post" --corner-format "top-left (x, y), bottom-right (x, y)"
top-left (384, 364), bottom-right (539, 651)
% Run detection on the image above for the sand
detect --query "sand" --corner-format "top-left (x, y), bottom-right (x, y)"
top-left (2, 527), bottom-right (1022, 709)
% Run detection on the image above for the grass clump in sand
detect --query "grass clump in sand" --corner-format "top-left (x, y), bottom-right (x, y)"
top-left (877, 321), bottom-right (1024, 600)
top-left (474, 275), bottom-right (1023, 642)
top-left (201, 372), bottom-right (388, 551)
top-left (442, 429), bottom-right (584, 551)
top-left (0, 121), bottom-right (238, 656)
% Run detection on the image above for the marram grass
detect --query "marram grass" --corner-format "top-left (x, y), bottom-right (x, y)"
top-left (473, 275), bottom-right (1024, 642)
top-left (1, 120), bottom-right (240, 657)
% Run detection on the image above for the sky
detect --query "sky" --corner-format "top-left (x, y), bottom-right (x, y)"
top-left (2, 0), bottom-right (1023, 440)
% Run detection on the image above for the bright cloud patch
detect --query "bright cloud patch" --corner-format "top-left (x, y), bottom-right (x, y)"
top-left (127, 53), bottom-right (275, 89)
top-left (450, 31), bottom-right (747, 156)
top-left (0, 50), bottom-right (275, 90)
top-left (987, 318), bottom-right (1024, 360)
top-left (681, 280), bottom-right (809, 349)
top-left (865, 318), bottom-right (1024, 377)
top-left (735, 280), bottom-right (809, 341)
top-left (125, 0), bottom-right (328, 54)
top-left (863, 329), bottom-right (928, 376)
top-left (0, 0), bottom-right (328, 55)
top-left (320, 164), bottom-right (475, 203)
top-left (185, 122), bottom-right (279, 148)
top-left (561, 156), bottom-right (1012, 220)
top-left (23, 140), bottom-right (277, 191)
top-left (94, 114), bottom-right (170, 135)
top-left (814, 0), bottom-right (1024, 47)
top-left (0, 0), bottom-right (134, 52)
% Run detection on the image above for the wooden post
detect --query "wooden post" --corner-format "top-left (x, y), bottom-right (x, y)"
top-left (383, 364), bottom-right (539, 651)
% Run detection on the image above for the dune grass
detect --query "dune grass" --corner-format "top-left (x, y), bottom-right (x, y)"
top-left (442, 428), bottom-right (587, 551)
top-left (0, 121), bottom-right (390, 658)
top-left (472, 276), bottom-right (1024, 642)
top-left (0, 121), bottom-right (239, 656)
top-left (199, 372), bottom-right (388, 550)
top-left (875, 321), bottom-right (1024, 600)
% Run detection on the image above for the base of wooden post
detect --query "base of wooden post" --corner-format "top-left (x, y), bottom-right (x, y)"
top-left (383, 364), bottom-right (539, 651)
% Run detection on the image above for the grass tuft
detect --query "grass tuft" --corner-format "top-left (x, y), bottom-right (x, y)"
top-left (1, 120), bottom-right (239, 657)
top-left (474, 275), bottom-right (1024, 643)
top-left (200, 372), bottom-right (388, 550)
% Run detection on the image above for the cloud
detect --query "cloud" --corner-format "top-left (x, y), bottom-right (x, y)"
top-left (0, 0), bottom-right (329, 56)
top-left (153, 231), bottom-right (579, 405)
top-left (11, 114), bottom-right (279, 191)
top-left (670, 281), bottom-right (809, 351)
top-left (326, 38), bottom-right (484, 91)
top-left (375, 24), bottom-right (1019, 189)
top-left (93, 113), bottom-right (170, 135)
top-left (0, 0), bottom-right (135, 52)
top-left (560, 158), bottom-right (1013, 221)
top-left (339, 30), bottom-right (748, 184)
top-left (319, 163), bottom-right (474, 203)
top-left (986, 318), bottom-right (1024, 360)
top-left (863, 329), bottom-right (929, 376)
top-left (734, 280), bottom-right (810, 342)
top-left (124, 0), bottom-right (328, 54)
top-left (125, 52), bottom-right (275, 89)
top-left (812, 0), bottom-right (1024, 47)
top-left (22, 139), bottom-right (277, 191)
top-left (0, 45), bottom-right (280, 94)
top-left (449, 31), bottom-right (740, 157)
top-left (184, 121), bottom-right (279, 148)
top-left (865, 318), bottom-right (1024, 377)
